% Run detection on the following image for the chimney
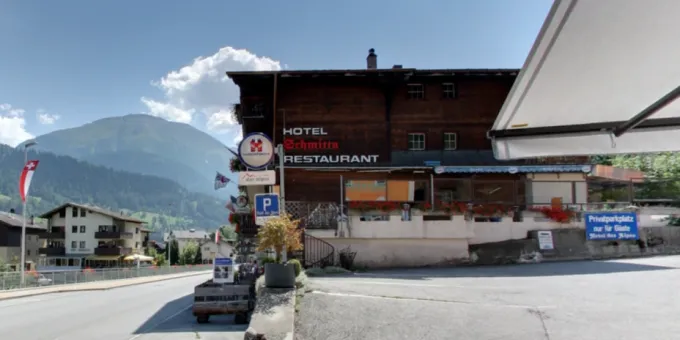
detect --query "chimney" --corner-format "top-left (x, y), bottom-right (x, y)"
top-left (9, 208), bottom-right (15, 214)
top-left (29, 215), bottom-right (34, 225)
top-left (367, 48), bottom-right (377, 69)
top-left (392, 65), bottom-right (403, 69)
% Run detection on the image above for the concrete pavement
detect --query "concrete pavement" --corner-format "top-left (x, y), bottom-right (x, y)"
top-left (0, 274), bottom-right (247, 340)
top-left (295, 256), bottom-right (680, 340)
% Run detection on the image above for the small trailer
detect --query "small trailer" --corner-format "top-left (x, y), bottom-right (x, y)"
top-left (192, 263), bottom-right (259, 324)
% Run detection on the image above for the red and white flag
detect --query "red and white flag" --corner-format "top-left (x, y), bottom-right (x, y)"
top-left (19, 160), bottom-right (39, 203)
top-left (215, 230), bottom-right (221, 244)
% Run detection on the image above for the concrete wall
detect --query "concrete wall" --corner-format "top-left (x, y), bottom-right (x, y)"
top-left (321, 238), bottom-right (469, 269)
top-left (306, 206), bottom-right (680, 268)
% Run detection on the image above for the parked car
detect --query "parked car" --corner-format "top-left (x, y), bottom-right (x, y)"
top-left (37, 274), bottom-right (53, 286)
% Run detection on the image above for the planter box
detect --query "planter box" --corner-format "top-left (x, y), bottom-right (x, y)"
top-left (264, 263), bottom-right (296, 289)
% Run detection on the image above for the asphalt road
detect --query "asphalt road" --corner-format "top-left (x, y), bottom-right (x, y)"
top-left (295, 256), bottom-right (680, 340)
top-left (0, 274), bottom-right (247, 340)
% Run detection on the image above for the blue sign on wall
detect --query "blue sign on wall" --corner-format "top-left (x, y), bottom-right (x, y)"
top-left (255, 193), bottom-right (280, 225)
top-left (584, 212), bottom-right (639, 241)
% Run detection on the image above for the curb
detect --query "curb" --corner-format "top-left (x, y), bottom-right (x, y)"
top-left (0, 271), bottom-right (210, 302)
top-left (246, 283), bottom-right (296, 340)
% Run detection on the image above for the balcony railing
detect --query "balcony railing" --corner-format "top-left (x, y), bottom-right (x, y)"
top-left (94, 231), bottom-right (133, 239)
top-left (38, 231), bottom-right (65, 239)
top-left (94, 247), bottom-right (132, 256)
top-left (39, 247), bottom-right (66, 256)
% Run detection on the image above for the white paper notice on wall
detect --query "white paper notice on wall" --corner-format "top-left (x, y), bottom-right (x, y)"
top-left (537, 231), bottom-right (554, 250)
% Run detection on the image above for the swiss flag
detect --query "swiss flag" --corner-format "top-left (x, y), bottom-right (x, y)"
top-left (19, 160), bottom-right (39, 203)
top-left (215, 230), bottom-right (220, 244)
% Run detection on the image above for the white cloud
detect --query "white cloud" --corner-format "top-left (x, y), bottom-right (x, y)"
top-left (37, 109), bottom-right (60, 125)
top-left (141, 46), bottom-right (282, 141)
top-left (0, 103), bottom-right (33, 146)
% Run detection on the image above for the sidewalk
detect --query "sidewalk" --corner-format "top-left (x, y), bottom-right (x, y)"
top-left (0, 270), bottom-right (210, 301)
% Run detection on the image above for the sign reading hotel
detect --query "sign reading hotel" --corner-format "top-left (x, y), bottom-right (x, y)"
top-left (283, 127), bottom-right (379, 164)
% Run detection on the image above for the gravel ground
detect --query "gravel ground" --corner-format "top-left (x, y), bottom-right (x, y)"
top-left (295, 256), bottom-right (680, 340)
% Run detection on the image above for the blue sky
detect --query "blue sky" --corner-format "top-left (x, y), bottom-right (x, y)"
top-left (0, 0), bottom-right (552, 147)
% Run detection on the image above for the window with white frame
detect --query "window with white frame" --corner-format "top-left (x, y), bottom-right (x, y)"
top-left (442, 83), bottom-right (456, 99)
top-left (79, 241), bottom-right (86, 249)
top-left (443, 133), bottom-right (458, 150)
top-left (407, 84), bottom-right (425, 100)
top-left (408, 133), bottom-right (426, 150)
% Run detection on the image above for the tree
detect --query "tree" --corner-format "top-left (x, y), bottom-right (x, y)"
top-left (168, 239), bottom-right (179, 265)
top-left (193, 245), bottom-right (203, 265)
top-left (147, 247), bottom-right (166, 266)
top-left (592, 153), bottom-right (680, 201)
top-left (179, 241), bottom-right (199, 265)
top-left (256, 214), bottom-right (303, 263)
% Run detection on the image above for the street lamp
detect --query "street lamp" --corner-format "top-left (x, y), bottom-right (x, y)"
top-left (20, 140), bottom-right (37, 286)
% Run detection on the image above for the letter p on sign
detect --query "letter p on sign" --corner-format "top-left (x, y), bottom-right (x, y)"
top-left (263, 198), bottom-right (271, 210)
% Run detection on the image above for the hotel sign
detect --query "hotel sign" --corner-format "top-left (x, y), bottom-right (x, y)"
top-left (282, 127), bottom-right (379, 164)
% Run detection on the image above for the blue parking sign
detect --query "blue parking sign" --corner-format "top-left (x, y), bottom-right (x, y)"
top-left (255, 193), bottom-right (280, 225)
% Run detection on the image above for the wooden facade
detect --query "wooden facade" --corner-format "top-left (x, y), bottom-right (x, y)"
top-left (228, 57), bottom-right (587, 203)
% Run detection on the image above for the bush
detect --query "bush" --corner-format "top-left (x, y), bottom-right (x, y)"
top-left (287, 259), bottom-right (302, 277)
top-left (256, 214), bottom-right (303, 263)
top-left (260, 257), bottom-right (277, 265)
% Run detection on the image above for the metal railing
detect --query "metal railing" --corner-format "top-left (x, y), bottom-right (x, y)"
top-left (0, 265), bottom-right (211, 291)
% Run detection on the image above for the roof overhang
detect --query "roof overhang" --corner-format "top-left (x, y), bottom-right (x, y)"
top-left (489, 0), bottom-right (680, 160)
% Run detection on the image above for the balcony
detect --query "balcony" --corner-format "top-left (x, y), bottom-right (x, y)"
top-left (39, 247), bottom-right (66, 256)
top-left (38, 231), bottom-right (66, 239)
top-left (95, 231), bottom-right (133, 239)
top-left (94, 247), bottom-right (132, 256)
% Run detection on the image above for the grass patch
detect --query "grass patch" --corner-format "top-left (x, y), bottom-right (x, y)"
top-left (305, 266), bottom-right (352, 277)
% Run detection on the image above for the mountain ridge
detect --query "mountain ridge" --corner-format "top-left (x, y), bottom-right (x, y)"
top-left (23, 114), bottom-right (237, 198)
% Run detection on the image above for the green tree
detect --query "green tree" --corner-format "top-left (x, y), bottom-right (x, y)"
top-left (193, 245), bottom-right (203, 265)
top-left (168, 239), bottom-right (179, 265)
top-left (179, 241), bottom-right (199, 265)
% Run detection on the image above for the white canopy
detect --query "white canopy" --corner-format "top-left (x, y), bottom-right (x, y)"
top-left (489, 0), bottom-right (680, 160)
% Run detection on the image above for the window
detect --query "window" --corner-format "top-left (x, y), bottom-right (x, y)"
top-left (407, 84), bottom-right (425, 100)
top-left (80, 209), bottom-right (86, 217)
top-left (444, 133), bottom-right (458, 150)
top-left (59, 209), bottom-right (66, 218)
top-left (408, 133), bottom-right (426, 151)
top-left (72, 208), bottom-right (78, 218)
top-left (79, 241), bottom-right (86, 249)
top-left (135, 242), bottom-right (139, 248)
top-left (27, 250), bottom-right (31, 256)
top-left (71, 225), bottom-right (78, 233)
top-left (442, 83), bottom-right (456, 99)
top-left (71, 241), bottom-right (77, 248)
top-left (79, 225), bottom-right (86, 233)
top-left (135, 228), bottom-right (139, 234)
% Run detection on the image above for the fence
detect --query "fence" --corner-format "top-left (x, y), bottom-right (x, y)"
top-left (0, 264), bottom-right (211, 291)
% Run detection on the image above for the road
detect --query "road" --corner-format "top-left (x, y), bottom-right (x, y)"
top-left (295, 256), bottom-right (680, 340)
top-left (0, 274), bottom-right (246, 340)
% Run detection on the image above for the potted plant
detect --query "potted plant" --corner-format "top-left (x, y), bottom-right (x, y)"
top-left (256, 214), bottom-right (303, 288)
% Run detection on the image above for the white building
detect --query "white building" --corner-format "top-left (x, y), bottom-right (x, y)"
top-left (164, 228), bottom-right (210, 255)
top-left (199, 239), bottom-right (235, 264)
top-left (37, 203), bottom-right (149, 270)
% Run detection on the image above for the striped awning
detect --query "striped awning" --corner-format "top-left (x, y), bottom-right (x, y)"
top-left (433, 164), bottom-right (592, 174)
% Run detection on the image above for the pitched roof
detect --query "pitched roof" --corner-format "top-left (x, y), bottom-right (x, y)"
top-left (164, 229), bottom-right (210, 241)
top-left (39, 202), bottom-right (145, 224)
top-left (0, 212), bottom-right (45, 230)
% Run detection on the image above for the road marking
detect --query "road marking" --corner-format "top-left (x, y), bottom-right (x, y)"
top-left (343, 280), bottom-right (445, 287)
top-left (310, 290), bottom-right (556, 310)
top-left (127, 304), bottom-right (192, 340)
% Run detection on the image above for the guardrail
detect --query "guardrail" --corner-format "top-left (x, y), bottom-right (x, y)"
top-left (0, 265), bottom-right (212, 291)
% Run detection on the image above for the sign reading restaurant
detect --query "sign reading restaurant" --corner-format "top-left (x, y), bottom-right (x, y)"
top-left (283, 127), bottom-right (379, 164)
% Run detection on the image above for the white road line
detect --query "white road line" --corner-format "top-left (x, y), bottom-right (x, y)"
top-left (310, 291), bottom-right (556, 310)
top-left (345, 280), bottom-right (445, 287)
top-left (127, 304), bottom-right (192, 340)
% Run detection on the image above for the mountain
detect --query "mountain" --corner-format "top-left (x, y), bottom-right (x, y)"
top-left (0, 144), bottom-right (228, 231)
top-left (26, 114), bottom-right (236, 197)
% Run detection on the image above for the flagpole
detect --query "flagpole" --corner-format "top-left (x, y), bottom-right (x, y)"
top-left (20, 142), bottom-right (36, 286)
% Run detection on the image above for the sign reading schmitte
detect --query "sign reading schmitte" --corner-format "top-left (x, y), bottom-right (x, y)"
top-left (238, 170), bottom-right (276, 186)
top-left (282, 126), bottom-right (379, 164)
top-left (238, 132), bottom-right (274, 169)
top-left (585, 212), bottom-right (639, 241)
